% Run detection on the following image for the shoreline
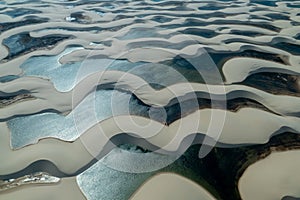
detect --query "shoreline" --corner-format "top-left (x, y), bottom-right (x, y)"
top-left (198, 133), bottom-right (300, 199)
top-left (1, 70), bottom-right (300, 122)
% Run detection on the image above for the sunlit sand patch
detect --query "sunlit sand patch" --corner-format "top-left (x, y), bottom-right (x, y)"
top-left (130, 173), bottom-right (216, 200)
top-left (2, 107), bottom-right (300, 175)
top-left (238, 150), bottom-right (300, 200)
top-left (0, 0), bottom-right (299, 76)
top-left (1, 70), bottom-right (300, 122)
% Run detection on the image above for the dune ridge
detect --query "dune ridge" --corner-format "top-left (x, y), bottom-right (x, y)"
top-left (130, 173), bottom-right (216, 200)
top-left (2, 107), bottom-right (300, 175)
top-left (1, 70), bottom-right (300, 121)
top-left (238, 150), bottom-right (300, 200)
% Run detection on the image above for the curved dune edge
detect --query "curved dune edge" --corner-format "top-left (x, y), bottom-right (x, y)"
top-left (57, 37), bottom-right (300, 65)
top-left (1, 107), bottom-right (300, 175)
top-left (1, 70), bottom-right (300, 121)
top-left (223, 57), bottom-right (300, 84)
top-left (129, 173), bottom-right (216, 200)
top-left (0, 0), bottom-right (299, 77)
top-left (238, 150), bottom-right (300, 200)
top-left (1, 31), bottom-right (299, 77)
top-left (0, 122), bottom-right (94, 176)
top-left (0, 177), bottom-right (86, 200)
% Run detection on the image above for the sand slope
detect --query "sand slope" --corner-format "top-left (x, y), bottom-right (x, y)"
top-left (130, 173), bottom-right (216, 200)
top-left (239, 150), bottom-right (300, 200)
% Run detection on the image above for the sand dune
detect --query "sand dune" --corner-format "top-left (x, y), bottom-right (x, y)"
top-left (130, 173), bottom-right (216, 200)
top-left (0, 0), bottom-right (299, 77)
top-left (223, 57), bottom-right (300, 84)
top-left (1, 107), bottom-right (300, 175)
top-left (0, 122), bottom-right (93, 176)
top-left (238, 150), bottom-right (300, 200)
top-left (1, 70), bottom-right (300, 121)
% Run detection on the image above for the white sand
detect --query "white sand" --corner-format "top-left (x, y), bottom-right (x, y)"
top-left (0, 0), bottom-right (299, 78)
top-left (238, 150), bottom-right (300, 200)
top-left (130, 173), bottom-right (216, 200)
top-left (2, 70), bottom-right (300, 121)
top-left (0, 123), bottom-right (94, 175)
top-left (223, 57), bottom-right (300, 84)
top-left (1, 107), bottom-right (300, 175)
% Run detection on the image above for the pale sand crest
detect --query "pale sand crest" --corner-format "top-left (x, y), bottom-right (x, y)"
top-left (0, 122), bottom-right (93, 175)
top-left (1, 107), bottom-right (300, 175)
top-left (238, 150), bottom-right (300, 200)
top-left (0, 173), bottom-right (215, 200)
top-left (223, 57), bottom-right (300, 84)
top-left (0, 0), bottom-right (299, 77)
top-left (1, 70), bottom-right (300, 121)
top-left (130, 173), bottom-right (216, 200)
